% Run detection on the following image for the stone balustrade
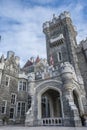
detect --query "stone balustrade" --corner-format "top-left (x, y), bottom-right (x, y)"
top-left (40, 117), bottom-right (63, 126)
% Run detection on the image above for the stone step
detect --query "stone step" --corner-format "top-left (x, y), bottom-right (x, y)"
top-left (0, 126), bottom-right (87, 130)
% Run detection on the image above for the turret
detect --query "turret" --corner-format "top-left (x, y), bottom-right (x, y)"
top-left (7, 51), bottom-right (15, 59)
top-left (60, 62), bottom-right (77, 84)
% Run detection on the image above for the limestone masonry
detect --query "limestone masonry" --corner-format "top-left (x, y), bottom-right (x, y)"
top-left (0, 11), bottom-right (87, 127)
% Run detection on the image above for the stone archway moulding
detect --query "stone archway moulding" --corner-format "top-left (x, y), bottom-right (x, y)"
top-left (35, 79), bottom-right (63, 119)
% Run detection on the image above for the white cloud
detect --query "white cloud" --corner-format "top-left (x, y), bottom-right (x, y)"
top-left (0, 1), bottom-right (87, 67)
top-left (30, 0), bottom-right (57, 5)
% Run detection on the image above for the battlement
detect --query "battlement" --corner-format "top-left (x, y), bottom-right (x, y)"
top-left (27, 62), bottom-right (76, 81)
top-left (43, 11), bottom-right (71, 29)
top-left (59, 11), bottom-right (70, 19)
top-left (26, 62), bottom-right (78, 82)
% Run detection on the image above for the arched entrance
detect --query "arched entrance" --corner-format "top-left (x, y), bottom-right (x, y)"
top-left (41, 89), bottom-right (62, 118)
top-left (73, 90), bottom-right (85, 126)
top-left (36, 80), bottom-right (63, 125)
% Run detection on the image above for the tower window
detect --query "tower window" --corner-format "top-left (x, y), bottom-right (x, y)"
top-left (59, 52), bottom-right (62, 61)
top-left (57, 52), bottom-right (62, 62)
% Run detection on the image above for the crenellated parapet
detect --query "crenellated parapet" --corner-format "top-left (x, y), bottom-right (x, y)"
top-left (43, 11), bottom-right (71, 30)
top-left (59, 11), bottom-right (70, 19)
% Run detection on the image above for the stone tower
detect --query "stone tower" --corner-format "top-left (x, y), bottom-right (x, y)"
top-left (43, 11), bottom-right (77, 66)
top-left (43, 11), bottom-right (84, 86)
top-left (25, 11), bottom-right (87, 127)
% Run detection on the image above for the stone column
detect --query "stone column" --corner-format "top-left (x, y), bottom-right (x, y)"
top-left (25, 73), bottom-right (36, 126)
top-left (62, 87), bottom-right (82, 126)
top-left (60, 62), bottom-right (82, 126)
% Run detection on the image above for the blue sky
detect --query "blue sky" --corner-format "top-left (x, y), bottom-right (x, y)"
top-left (0, 0), bottom-right (87, 66)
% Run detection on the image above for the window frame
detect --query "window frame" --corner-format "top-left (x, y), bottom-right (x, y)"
top-left (19, 81), bottom-right (22, 91)
top-left (23, 82), bottom-right (27, 91)
top-left (57, 51), bottom-right (62, 62)
top-left (17, 101), bottom-right (26, 117)
top-left (18, 80), bottom-right (27, 91)
top-left (11, 93), bottom-right (17, 105)
top-left (9, 107), bottom-right (14, 119)
top-left (1, 100), bottom-right (7, 114)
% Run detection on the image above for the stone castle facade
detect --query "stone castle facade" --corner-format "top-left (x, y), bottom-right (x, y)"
top-left (0, 11), bottom-right (87, 127)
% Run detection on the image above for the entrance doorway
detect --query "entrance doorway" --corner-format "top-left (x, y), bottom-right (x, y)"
top-left (41, 89), bottom-right (62, 118)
